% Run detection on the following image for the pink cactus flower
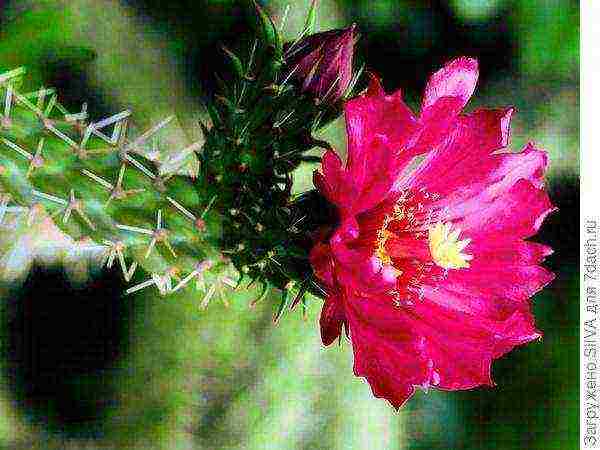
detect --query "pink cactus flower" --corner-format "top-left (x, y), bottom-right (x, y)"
top-left (310, 57), bottom-right (556, 409)
top-left (285, 25), bottom-right (357, 103)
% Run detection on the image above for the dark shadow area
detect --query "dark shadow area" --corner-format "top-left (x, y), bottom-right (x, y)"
top-left (356, 0), bottom-right (515, 95)
top-left (0, 265), bottom-right (131, 439)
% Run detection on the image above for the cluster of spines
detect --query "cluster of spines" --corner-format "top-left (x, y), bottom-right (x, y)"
top-left (0, 67), bottom-right (240, 307)
top-left (0, 1), bottom-right (352, 320)
top-left (195, 5), bottom-right (348, 316)
top-left (0, 66), bottom-right (319, 319)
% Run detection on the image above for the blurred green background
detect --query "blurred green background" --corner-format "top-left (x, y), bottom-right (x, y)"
top-left (0, 0), bottom-right (578, 449)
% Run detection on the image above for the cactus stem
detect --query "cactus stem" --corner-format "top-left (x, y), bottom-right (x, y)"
top-left (0, 193), bottom-right (10, 225)
top-left (123, 153), bottom-right (157, 180)
top-left (1, 137), bottom-right (33, 160)
top-left (32, 189), bottom-right (69, 206)
top-left (64, 189), bottom-right (96, 231)
top-left (82, 168), bottom-right (115, 190)
top-left (166, 195), bottom-right (197, 222)
top-left (26, 138), bottom-right (46, 177)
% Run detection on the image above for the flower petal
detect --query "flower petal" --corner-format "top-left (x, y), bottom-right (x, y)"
top-left (422, 57), bottom-right (479, 112)
top-left (345, 74), bottom-right (418, 161)
top-left (402, 108), bottom-right (517, 194)
top-left (309, 241), bottom-right (336, 288)
top-left (320, 293), bottom-right (347, 346)
top-left (455, 178), bottom-right (556, 240)
top-left (345, 296), bottom-right (430, 409)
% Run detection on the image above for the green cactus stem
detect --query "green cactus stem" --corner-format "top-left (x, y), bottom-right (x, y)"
top-left (0, 4), bottom-right (358, 313)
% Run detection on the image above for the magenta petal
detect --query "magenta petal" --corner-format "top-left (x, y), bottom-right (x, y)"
top-left (316, 149), bottom-right (355, 208)
top-left (309, 241), bottom-right (336, 288)
top-left (346, 297), bottom-right (429, 409)
top-left (461, 107), bottom-right (514, 151)
top-left (457, 178), bottom-right (556, 240)
top-left (403, 108), bottom-right (518, 196)
top-left (345, 74), bottom-right (418, 158)
top-left (422, 57), bottom-right (479, 112)
top-left (310, 57), bottom-right (554, 409)
top-left (320, 294), bottom-right (347, 346)
top-left (350, 135), bottom-right (416, 214)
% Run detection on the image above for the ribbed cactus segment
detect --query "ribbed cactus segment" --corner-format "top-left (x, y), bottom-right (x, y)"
top-left (0, 3), bottom-right (357, 311)
top-left (0, 67), bottom-right (236, 300)
top-left (197, 27), bottom-right (349, 303)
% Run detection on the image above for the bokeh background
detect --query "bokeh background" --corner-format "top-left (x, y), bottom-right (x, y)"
top-left (0, 0), bottom-right (578, 449)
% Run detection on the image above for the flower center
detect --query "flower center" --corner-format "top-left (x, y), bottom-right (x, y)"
top-left (368, 189), bottom-right (474, 306)
top-left (375, 222), bottom-right (393, 267)
top-left (427, 222), bottom-right (472, 269)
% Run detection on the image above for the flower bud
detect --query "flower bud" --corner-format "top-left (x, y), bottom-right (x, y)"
top-left (285, 24), bottom-right (357, 104)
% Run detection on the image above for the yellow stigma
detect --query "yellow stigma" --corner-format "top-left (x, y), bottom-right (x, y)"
top-left (428, 222), bottom-right (472, 269)
top-left (375, 228), bottom-right (392, 266)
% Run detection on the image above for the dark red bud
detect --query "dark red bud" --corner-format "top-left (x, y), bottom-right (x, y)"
top-left (284, 24), bottom-right (357, 104)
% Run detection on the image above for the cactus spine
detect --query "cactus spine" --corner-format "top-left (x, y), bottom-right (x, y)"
top-left (0, 3), bottom-right (355, 315)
